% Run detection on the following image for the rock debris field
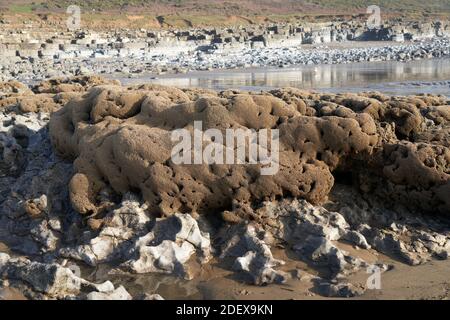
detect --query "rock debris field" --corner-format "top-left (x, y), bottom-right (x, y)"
top-left (2, 19), bottom-right (450, 82)
top-left (0, 76), bottom-right (449, 299)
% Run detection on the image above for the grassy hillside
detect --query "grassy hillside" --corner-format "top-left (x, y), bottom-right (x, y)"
top-left (1, 0), bottom-right (449, 14)
top-left (1, 0), bottom-right (449, 29)
top-left (22, 0), bottom-right (450, 14)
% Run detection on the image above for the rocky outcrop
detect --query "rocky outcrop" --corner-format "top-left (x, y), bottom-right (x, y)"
top-left (1, 77), bottom-right (449, 299)
top-left (48, 85), bottom-right (449, 217)
top-left (220, 224), bottom-right (288, 285)
top-left (118, 213), bottom-right (211, 278)
top-left (48, 85), bottom-right (377, 216)
top-left (0, 252), bottom-right (129, 299)
top-left (1, 20), bottom-right (450, 81)
top-left (0, 76), bottom-right (119, 114)
top-left (31, 76), bottom-right (121, 94)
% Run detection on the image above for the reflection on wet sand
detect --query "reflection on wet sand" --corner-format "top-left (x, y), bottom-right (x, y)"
top-left (122, 58), bottom-right (450, 96)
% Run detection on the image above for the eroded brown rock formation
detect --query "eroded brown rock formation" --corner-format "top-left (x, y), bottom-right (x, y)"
top-left (48, 84), bottom-right (450, 217)
top-left (0, 76), bottom-right (120, 113)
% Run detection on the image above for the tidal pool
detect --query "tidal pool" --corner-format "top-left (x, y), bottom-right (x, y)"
top-left (119, 58), bottom-right (450, 96)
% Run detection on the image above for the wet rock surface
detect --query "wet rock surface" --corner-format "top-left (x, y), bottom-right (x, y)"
top-left (0, 76), bottom-right (449, 299)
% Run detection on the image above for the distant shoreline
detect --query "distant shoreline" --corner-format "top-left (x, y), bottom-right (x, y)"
top-left (4, 38), bottom-right (450, 83)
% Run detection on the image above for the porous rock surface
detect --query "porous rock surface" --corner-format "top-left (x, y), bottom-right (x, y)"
top-left (0, 76), bottom-right (119, 114)
top-left (48, 84), bottom-right (449, 217)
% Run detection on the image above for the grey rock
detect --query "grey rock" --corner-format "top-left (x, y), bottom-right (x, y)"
top-left (60, 197), bottom-right (151, 266)
top-left (86, 286), bottom-right (132, 300)
top-left (294, 235), bottom-right (348, 273)
top-left (119, 213), bottom-right (211, 278)
top-left (342, 230), bottom-right (371, 249)
top-left (318, 282), bottom-right (365, 297)
top-left (221, 223), bottom-right (288, 285)
top-left (136, 293), bottom-right (165, 300)
top-left (0, 252), bottom-right (10, 269)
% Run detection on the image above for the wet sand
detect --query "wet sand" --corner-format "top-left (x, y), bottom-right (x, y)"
top-left (92, 243), bottom-right (450, 300)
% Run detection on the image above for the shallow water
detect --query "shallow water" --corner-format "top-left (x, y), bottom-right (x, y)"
top-left (119, 58), bottom-right (450, 96)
